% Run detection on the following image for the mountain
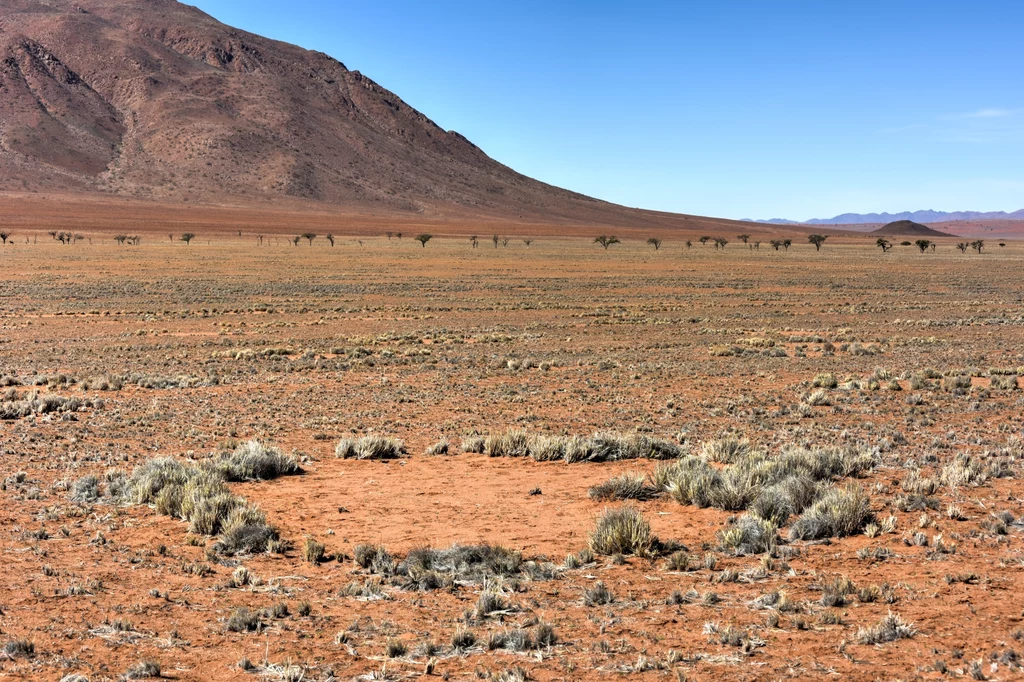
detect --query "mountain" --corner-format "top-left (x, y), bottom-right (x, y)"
top-left (751, 210), bottom-right (1024, 225)
top-left (0, 0), bottom-right (720, 228)
top-left (871, 220), bottom-right (956, 237)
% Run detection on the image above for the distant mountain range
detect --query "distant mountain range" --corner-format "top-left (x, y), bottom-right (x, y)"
top-left (746, 210), bottom-right (1024, 225)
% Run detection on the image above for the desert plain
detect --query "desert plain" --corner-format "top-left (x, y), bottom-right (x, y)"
top-left (0, 199), bottom-right (1022, 682)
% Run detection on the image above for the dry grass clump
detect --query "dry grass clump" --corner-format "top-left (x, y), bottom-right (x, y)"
top-left (657, 443), bottom-right (875, 537)
top-left (351, 543), bottom-right (548, 591)
top-left (788, 485), bottom-right (873, 540)
top-left (480, 430), bottom-right (681, 463)
top-left (335, 435), bottom-right (407, 460)
top-left (216, 440), bottom-right (300, 481)
top-left (589, 506), bottom-right (658, 556)
top-left (588, 472), bottom-right (657, 501)
top-left (0, 390), bottom-right (95, 420)
top-left (856, 611), bottom-right (916, 644)
top-left (108, 450), bottom-right (291, 556)
top-left (718, 514), bottom-right (778, 555)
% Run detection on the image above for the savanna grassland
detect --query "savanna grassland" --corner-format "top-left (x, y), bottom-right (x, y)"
top-left (1, 226), bottom-right (1023, 681)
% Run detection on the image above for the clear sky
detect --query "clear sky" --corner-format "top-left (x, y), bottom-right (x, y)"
top-left (190, 0), bottom-right (1024, 221)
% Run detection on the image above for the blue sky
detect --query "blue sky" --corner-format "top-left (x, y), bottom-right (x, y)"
top-left (191, 1), bottom-right (1024, 221)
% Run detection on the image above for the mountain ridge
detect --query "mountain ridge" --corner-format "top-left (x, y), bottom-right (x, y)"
top-left (747, 209), bottom-right (1024, 225)
top-left (0, 0), bottom-right (696, 228)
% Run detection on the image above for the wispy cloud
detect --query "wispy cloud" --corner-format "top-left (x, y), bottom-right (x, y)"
top-left (959, 108), bottom-right (1014, 119)
top-left (885, 108), bottom-right (1023, 144)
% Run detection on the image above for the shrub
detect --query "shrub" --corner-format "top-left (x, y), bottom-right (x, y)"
top-left (789, 485), bottom-right (873, 540)
top-left (589, 506), bottom-right (657, 556)
top-left (461, 436), bottom-right (486, 453)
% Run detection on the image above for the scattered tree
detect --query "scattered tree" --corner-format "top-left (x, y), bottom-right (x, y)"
top-left (956, 242), bottom-right (968, 253)
top-left (900, 241), bottom-right (912, 246)
top-left (753, 241), bottom-right (760, 250)
top-left (699, 236), bottom-right (711, 247)
top-left (301, 232), bottom-right (317, 246)
top-left (257, 235), bottom-right (264, 246)
top-left (115, 235), bottom-right (128, 245)
top-left (492, 234), bottom-right (500, 248)
top-left (415, 234), bottom-right (433, 248)
top-left (594, 235), bottom-right (621, 250)
top-left (971, 239), bottom-right (984, 253)
top-left (737, 234), bottom-right (750, 244)
top-left (523, 238), bottom-right (533, 247)
top-left (876, 238), bottom-right (892, 253)
top-left (999, 242), bottom-right (1006, 248)
top-left (501, 237), bottom-right (510, 247)
top-left (782, 238), bottom-right (792, 250)
top-left (180, 233), bottom-right (195, 245)
top-left (0, 232), bottom-right (11, 245)
top-left (770, 239), bottom-right (783, 251)
top-left (647, 237), bottom-right (662, 251)
top-left (470, 235), bottom-right (479, 248)
top-left (714, 237), bottom-right (728, 249)
top-left (325, 234), bottom-right (335, 247)
top-left (685, 240), bottom-right (692, 249)
top-left (292, 235), bottom-right (301, 246)
top-left (808, 234), bottom-right (828, 251)
top-left (396, 233), bottom-right (402, 240)
top-left (915, 239), bottom-right (931, 253)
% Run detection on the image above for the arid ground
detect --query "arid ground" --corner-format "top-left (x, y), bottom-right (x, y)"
top-left (2, 207), bottom-right (1023, 682)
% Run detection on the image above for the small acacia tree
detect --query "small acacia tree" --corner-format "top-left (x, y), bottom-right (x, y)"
top-left (301, 233), bottom-right (317, 246)
top-left (956, 242), bottom-right (968, 253)
top-left (971, 239), bottom-right (984, 253)
top-left (769, 239), bottom-right (782, 251)
top-left (685, 240), bottom-right (692, 249)
top-left (782, 238), bottom-right (792, 250)
top-left (180, 233), bottom-right (195, 245)
top-left (808, 234), bottom-right (828, 251)
top-left (292, 235), bottom-right (301, 246)
top-left (523, 238), bottom-right (533, 247)
top-left (594, 235), bottom-right (620, 250)
top-left (647, 237), bottom-right (662, 250)
top-left (470, 235), bottom-right (479, 248)
top-left (415, 234), bottom-right (433, 248)
top-left (699, 236), bottom-right (711, 247)
top-left (876, 238), bottom-right (892, 253)
top-left (0, 232), bottom-right (10, 245)
top-left (714, 237), bottom-right (728, 249)
top-left (915, 239), bottom-right (932, 253)
top-left (492, 234), bottom-right (499, 248)
top-left (737, 234), bottom-right (750, 244)
top-left (325, 234), bottom-right (334, 247)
